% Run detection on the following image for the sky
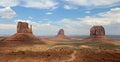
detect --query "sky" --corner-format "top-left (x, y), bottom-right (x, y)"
top-left (0, 0), bottom-right (120, 36)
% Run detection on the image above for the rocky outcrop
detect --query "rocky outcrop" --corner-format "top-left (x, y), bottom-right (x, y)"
top-left (1, 22), bottom-right (44, 44)
top-left (85, 26), bottom-right (110, 41)
top-left (90, 26), bottom-right (105, 37)
top-left (51, 29), bottom-right (71, 40)
top-left (17, 22), bottom-right (32, 33)
top-left (56, 29), bottom-right (65, 38)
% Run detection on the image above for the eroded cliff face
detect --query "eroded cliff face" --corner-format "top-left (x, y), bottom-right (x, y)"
top-left (17, 22), bottom-right (32, 33)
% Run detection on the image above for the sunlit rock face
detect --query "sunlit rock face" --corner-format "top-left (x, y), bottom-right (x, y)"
top-left (17, 22), bottom-right (32, 33)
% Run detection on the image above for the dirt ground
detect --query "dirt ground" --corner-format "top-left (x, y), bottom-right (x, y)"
top-left (0, 37), bottom-right (120, 62)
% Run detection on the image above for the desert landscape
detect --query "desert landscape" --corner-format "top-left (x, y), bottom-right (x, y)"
top-left (0, 22), bottom-right (119, 62)
top-left (0, 0), bottom-right (120, 62)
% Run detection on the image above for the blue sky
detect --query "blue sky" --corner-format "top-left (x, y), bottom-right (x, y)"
top-left (0, 0), bottom-right (120, 36)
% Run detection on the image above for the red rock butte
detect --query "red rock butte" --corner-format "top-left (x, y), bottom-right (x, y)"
top-left (52, 29), bottom-right (71, 40)
top-left (85, 26), bottom-right (110, 41)
top-left (90, 26), bottom-right (105, 37)
top-left (1, 22), bottom-right (44, 44)
top-left (17, 22), bottom-right (32, 33)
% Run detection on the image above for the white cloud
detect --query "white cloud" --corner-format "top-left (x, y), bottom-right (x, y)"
top-left (64, 0), bottom-right (120, 7)
top-left (21, 0), bottom-right (58, 9)
top-left (45, 12), bottom-right (53, 15)
top-left (59, 19), bottom-right (83, 27)
top-left (0, 0), bottom-right (119, 10)
top-left (64, 5), bottom-right (72, 10)
top-left (83, 17), bottom-right (111, 25)
top-left (81, 7), bottom-right (120, 25)
top-left (63, 4), bottom-right (78, 10)
top-left (0, 0), bottom-right (19, 7)
top-left (99, 8), bottom-right (120, 18)
top-left (0, 7), bottom-right (16, 19)
top-left (0, 0), bottom-right (58, 9)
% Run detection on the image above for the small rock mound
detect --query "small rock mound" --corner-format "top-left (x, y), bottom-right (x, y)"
top-left (85, 26), bottom-right (110, 42)
top-left (1, 22), bottom-right (44, 44)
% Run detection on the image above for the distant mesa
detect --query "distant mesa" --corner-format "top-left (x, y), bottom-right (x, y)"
top-left (1, 21), bottom-right (44, 44)
top-left (85, 26), bottom-right (110, 41)
top-left (51, 29), bottom-right (71, 40)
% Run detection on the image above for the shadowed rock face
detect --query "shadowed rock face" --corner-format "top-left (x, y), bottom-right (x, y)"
top-left (90, 26), bottom-right (105, 37)
top-left (17, 22), bottom-right (32, 33)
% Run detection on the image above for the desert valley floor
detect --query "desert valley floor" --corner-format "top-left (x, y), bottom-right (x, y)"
top-left (0, 36), bottom-right (120, 62)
